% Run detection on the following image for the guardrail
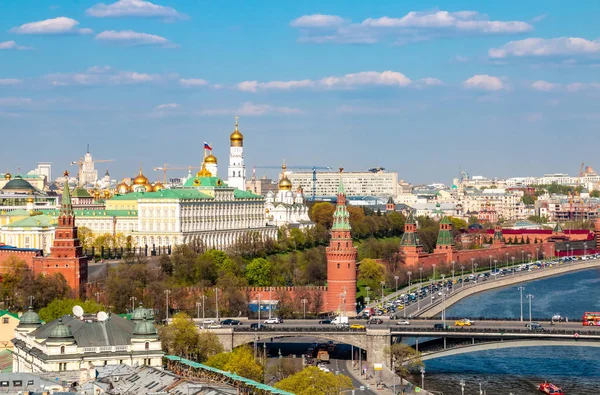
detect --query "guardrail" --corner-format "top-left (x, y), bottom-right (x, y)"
top-left (390, 327), bottom-right (599, 335)
top-left (233, 326), bottom-right (367, 333)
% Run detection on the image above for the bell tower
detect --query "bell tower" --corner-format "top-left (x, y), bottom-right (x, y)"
top-left (227, 116), bottom-right (246, 191)
top-left (326, 168), bottom-right (358, 317)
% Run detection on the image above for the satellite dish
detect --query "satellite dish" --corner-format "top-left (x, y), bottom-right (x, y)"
top-left (73, 305), bottom-right (84, 318)
top-left (97, 311), bottom-right (108, 322)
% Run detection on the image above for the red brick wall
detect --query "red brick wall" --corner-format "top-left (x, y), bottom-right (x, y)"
top-left (0, 249), bottom-right (42, 271)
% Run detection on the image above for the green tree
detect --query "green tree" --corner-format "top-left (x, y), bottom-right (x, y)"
top-left (310, 202), bottom-right (335, 229)
top-left (245, 258), bottom-right (272, 286)
top-left (77, 226), bottom-right (94, 250)
top-left (275, 366), bottom-right (352, 395)
top-left (38, 298), bottom-right (104, 322)
top-left (591, 190), bottom-right (600, 198)
top-left (159, 312), bottom-right (224, 361)
top-left (386, 343), bottom-right (424, 382)
top-left (522, 194), bottom-right (536, 205)
top-left (358, 259), bottom-right (386, 292)
top-left (205, 346), bottom-right (263, 382)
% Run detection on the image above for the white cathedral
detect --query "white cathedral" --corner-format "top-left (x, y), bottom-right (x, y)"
top-left (265, 164), bottom-right (314, 229)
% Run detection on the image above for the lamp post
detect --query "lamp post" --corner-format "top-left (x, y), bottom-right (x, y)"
top-left (268, 287), bottom-right (272, 319)
top-left (257, 293), bottom-right (261, 324)
top-left (201, 295), bottom-right (206, 321)
top-left (521, 250), bottom-right (524, 263)
top-left (301, 299), bottom-right (308, 319)
top-left (536, 247), bottom-right (539, 262)
top-left (380, 281), bottom-right (385, 304)
top-left (418, 267), bottom-right (423, 312)
top-left (474, 263), bottom-right (478, 275)
top-left (471, 258), bottom-right (475, 274)
top-left (566, 243), bottom-right (570, 259)
top-left (420, 367), bottom-right (425, 390)
top-left (452, 261), bottom-right (456, 282)
top-left (432, 264), bottom-right (436, 281)
top-left (407, 271), bottom-right (412, 290)
top-left (460, 379), bottom-right (465, 395)
top-left (196, 302), bottom-right (202, 319)
top-left (518, 286), bottom-right (525, 322)
top-left (394, 276), bottom-right (399, 293)
top-left (460, 266), bottom-right (465, 288)
top-left (130, 296), bottom-right (137, 311)
top-left (527, 294), bottom-right (534, 323)
top-left (488, 255), bottom-right (492, 273)
top-left (584, 242), bottom-right (587, 256)
top-left (215, 288), bottom-right (219, 322)
top-left (95, 292), bottom-right (101, 304)
top-left (493, 259), bottom-right (497, 275)
top-left (164, 290), bottom-right (170, 322)
top-left (511, 256), bottom-right (515, 274)
top-left (441, 274), bottom-right (446, 326)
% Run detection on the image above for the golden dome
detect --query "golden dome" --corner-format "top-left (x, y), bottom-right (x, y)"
top-left (27, 196), bottom-right (34, 204)
top-left (103, 190), bottom-right (111, 198)
top-left (196, 163), bottom-right (212, 178)
top-left (93, 189), bottom-right (101, 198)
top-left (230, 116), bottom-right (243, 147)
top-left (205, 153), bottom-right (217, 164)
top-left (143, 183), bottom-right (153, 193)
top-left (4, 173), bottom-right (11, 180)
top-left (278, 163), bottom-right (292, 191)
top-left (133, 168), bottom-right (149, 185)
top-left (153, 181), bottom-right (165, 192)
top-left (117, 180), bottom-right (131, 195)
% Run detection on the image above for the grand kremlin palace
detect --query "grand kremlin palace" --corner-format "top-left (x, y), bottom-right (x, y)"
top-left (0, 120), bottom-right (277, 252)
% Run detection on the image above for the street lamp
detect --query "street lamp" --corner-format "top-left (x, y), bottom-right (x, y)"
top-left (511, 256), bottom-right (515, 274)
top-left (365, 286), bottom-right (370, 304)
top-left (394, 276), bottom-right (399, 293)
top-left (301, 299), bottom-right (308, 319)
top-left (196, 302), bottom-right (202, 319)
top-left (441, 274), bottom-right (446, 326)
top-left (432, 264), bottom-right (436, 281)
top-left (420, 367), bottom-right (425, 390)
top-left (566, 243), bottom-right (570, 259)
top-left (257, 293), bottom-right (262, 323)
top-left (493, 259), bottom-right (498, 275)
top-left (164, 290), bottom-right (170, 322)
top-left (518, 286), bottom-right (525, 322)
top-left (471, 258), bottom-right (475, 274)
top-left (268, 287), bottom-right (272, 319)
top-left (380, 281), bottom-right (385, 303)
top-left (584, 242), bottom-right (588, 256)
top-left (536, 247), bottom-right (539, 262)
top-left (474, 263), bottom-right (478, 274)
top-left (460, 379), bottom-right (466, 395)
top-left (452, 261), bottom-right (456, 282)
top-left (527, 294), bottom-right (534, 323)
top-left (201, 295), bottom-right (206, 321)
top-left (488, 255), bottom-right (492, 273)
top-left (130, 296), bottom-right (137, 311)
top-left (521, 250), bottom-right (525, 263)
top-left (214, 288), bottom-right (220, 322)
top-left (460, 266), bottom-right (465, 288)
top-left (418, 267), bottom-right (424, 312)
top-left (95, 292), bottom-right (101, 304)
top-left (407, 271), bottom-right (412, 290)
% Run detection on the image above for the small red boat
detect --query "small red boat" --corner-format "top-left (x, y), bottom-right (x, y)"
top-left (539, 382), bottom-right (564, 394)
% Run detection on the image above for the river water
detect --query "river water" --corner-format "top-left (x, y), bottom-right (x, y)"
top-left (421, 268), bottom-right (600, 394)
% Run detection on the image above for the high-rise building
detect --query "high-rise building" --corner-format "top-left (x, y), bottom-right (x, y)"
top-left (326, 170), bottom-right (358, 316)
top-left (227, 117), bottom-right (246, 191)
top-left (287, 169), bottom-right (398, 197)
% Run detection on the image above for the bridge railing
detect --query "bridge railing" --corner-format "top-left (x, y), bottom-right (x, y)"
top-left (390, 327), bottom-right (598, 335)
top-left (233, 326), bottom-right (366, 333)
top-left (411, 316), bottom-right (583, 322)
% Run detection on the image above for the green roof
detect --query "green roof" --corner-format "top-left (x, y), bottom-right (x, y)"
top-left (71, 187), bottom-right (91, 198)
top-left (2, 177), bottom-right (36, 192)
top-left (400, 231), bottom-right (422, 247)
top-left (0, 310), bottom-right (18, 320)
top-left (553, 222), bottom-right (564, 233)
top-left (5, 209), bottom-right (31, 217)
top-left (39, 209), bottom-right (138, 217)
top-left (109, 191), bottom-right (147, 201)
top-left (234, 189), bottom-right (262, 199)
top-left (142, 189), bottom-right (213, 200)
top-left (6, 214), bottom-right (57, 228)
top-left (440, 216), bottom-right (452, 225)
top-left (183, 175), bottom-right (228, 188)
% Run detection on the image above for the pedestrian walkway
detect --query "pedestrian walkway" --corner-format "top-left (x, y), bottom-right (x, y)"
top-left (343, 360), bottom-right (434, 395)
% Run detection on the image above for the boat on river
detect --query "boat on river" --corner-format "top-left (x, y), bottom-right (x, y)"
top-left (539, 382), bottom-right (564, 394)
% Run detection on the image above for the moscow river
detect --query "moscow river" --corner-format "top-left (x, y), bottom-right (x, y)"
top-left (421, 267), bottom-right (600, 394)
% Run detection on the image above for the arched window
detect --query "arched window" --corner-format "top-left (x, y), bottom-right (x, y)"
top-left (145, 342), bottom-right (150, 350)
top-left (60, 345), bottom-right (65, 354)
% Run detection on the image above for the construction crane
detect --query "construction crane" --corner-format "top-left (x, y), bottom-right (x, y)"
top-left (154, 164), bottom-right (201, 184)
top-left (579, 162), bottom-right (585, 178)
top-left (254, 165), bottom-right (332, 201)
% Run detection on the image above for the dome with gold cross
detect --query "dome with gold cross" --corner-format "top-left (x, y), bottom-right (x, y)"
top-left (230, 116), bottom-right (243, 147)
top-left (278, 163), bottom-right (292, 191)
top-left (205, 153), bottom-right (217, 164)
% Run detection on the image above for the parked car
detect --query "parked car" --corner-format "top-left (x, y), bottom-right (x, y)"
top-left (221, 319), bottom-right (242, 326)
top-left (319, 319), bottom-right (333, 324)
top-left (368, 318), bottom-right (383, 325)
top-left (396, 320), bottom-right (410, 325)
top-left (264, 318), bottom-right (282, 324)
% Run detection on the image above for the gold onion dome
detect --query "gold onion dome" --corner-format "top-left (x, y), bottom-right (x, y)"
top-left (133, 169), bottom-right (149, 185)
top-left (230, 117), bottom-right (243, 147)
top-left (153, 181), bottom-right (165, 192)
top-left (4, 173), bottom-right (11, 180)
top-left (205, 153), bottom-right (217, 164)
top-left (278, 163), bottom-right (292, 191)
top-left (196, 163), bottom-right (212, 178)
top-left (117, 180), bottom-right (131, 194)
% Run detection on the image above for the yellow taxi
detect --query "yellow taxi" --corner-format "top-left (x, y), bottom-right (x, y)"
top-left (454, 319), bottom-right (473, 327)
top-left (350, 324), bottom-right (365, 330)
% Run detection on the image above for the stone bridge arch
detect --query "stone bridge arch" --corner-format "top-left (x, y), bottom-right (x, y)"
top-left (419, 339), bottom-right (600, 361)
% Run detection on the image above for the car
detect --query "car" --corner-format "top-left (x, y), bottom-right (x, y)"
top-left (350, 324), bottom-right (365, 330)
top-left (202, 319), bottom-right (216, 324)
top-left (526, 322), bottom-right (543, 331)
top-left (319, 319), bottom-right (333, 324)
top-left (203, 324), bottom-right (221, 329)
top-left (455, 319), bottom-right (473, 327)
top-left (368, 318), bottom-right (383, 324)
top-left (221, 319), bottom-right (242, 326)
top-left (264, 318), bottom-right (281, 324)
top-left (433, 323), bottom-right (450, 330)
top-left (396, 320), bottom-right (410, 325)
top-left (250, 323), bottom-right (268, 330)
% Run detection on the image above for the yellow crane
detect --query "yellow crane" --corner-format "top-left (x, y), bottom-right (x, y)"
top-left (153, 164), bottom-right (201, 184)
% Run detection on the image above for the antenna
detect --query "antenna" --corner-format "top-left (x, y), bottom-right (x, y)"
top-left (73, 305), bottom-right (84, 318)
top-left (97, 311), bottom-right (108, 322)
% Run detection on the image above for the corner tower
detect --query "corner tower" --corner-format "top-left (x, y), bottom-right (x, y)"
top-left (33, 171), bottom-right (88, 295)
top-left (326, 169), bottom-right (358, 317)
top-left (227, 116), bottom-right (246, 191)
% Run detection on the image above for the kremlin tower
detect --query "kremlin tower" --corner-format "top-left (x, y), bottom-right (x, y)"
top-left (227, 116), bottom-right (246, 191)
top-left (33, 172), bottom-right (88, 295)
top-left (326, 169), bottom-right (358, 317)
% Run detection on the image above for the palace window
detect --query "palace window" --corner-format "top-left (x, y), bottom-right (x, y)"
top-left (60, 346), bottom-right (65, 354)
top-left (2, 318), bottom-right (8, 324)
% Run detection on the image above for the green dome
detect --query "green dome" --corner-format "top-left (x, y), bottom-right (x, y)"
top-left (2, 177), bottom-right (36, 193)
top-left (19, 307), bottom-right (41, 327)
top-left (48, 318), bottom-right (73, 339)
top-left (133, 320), bottom-right (158, 337)
top-left (131, 304), bottom-right (153, 321)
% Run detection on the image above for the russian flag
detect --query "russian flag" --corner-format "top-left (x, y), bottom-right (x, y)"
top-left (204, 142), bottom-right (212, 151)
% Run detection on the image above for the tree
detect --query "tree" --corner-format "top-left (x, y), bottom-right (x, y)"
top-left (386, 343), bottom-right (423, 382)
top-left (310, 202), bottom-right (335, 229)
top-left (77, 226), bottom-right (94, 250)
top-left (39, 298), bottom-right (104, 322)
top-left (245, 258), bottom-right (272, 286)
top-left (275, 366), bottom-right (352, 395)
top-left (159, 312), bottom-right (223, 361)
top-left (522, 194), bottom-right (536, 205)
top-left (591, 190), bottom-right (600, 198)
top-left (358, 259), bottom-right (386, 292)
top-left (205, 346), bottom-right (263, 382)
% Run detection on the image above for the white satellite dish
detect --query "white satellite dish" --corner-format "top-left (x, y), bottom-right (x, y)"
top-left (97, 311), bottom-right (108, 322)
top-left (73, 305), bottom-right (84, 318)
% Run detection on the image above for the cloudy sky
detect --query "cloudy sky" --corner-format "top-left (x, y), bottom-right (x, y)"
top-left (1, 0), bottom-right (599, 184)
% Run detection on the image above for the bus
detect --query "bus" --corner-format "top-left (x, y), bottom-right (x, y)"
top-left (582, 312), bottom-right (600, 326)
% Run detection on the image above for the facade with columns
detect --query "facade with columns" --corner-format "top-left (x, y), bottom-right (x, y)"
top-left (264, 164), bottom-right (313, 229)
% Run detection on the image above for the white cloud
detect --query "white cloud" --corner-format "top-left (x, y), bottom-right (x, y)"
top-left (0, 97), bottom-right (32, 105)
top-left (179, 78), bottom-right (209, 87)
top-left (200, 101), bottom-right (302, 116)
top-left (292, 10), bottom-right (533, 44)
top-left (86, 0), bottom-right (185, 21)
top-left (463, 74), bottom-right (505, 91)
top-left (0, 40), bottom-right (31, 50)
top-left (489, 37), bottom-right (600, 58)
top-left (44, 66), bottom-right (166, 86)
top-left (531, 80), bottom-right (556, 91)
top-left (10, 17), bottom-right (93, 35)
top-left (416, 77), bottom-right (444, 86)
top-left (155, 103), bottom-right (179, 110)
top-left (95, 30), bottom-right (177, 47)
top-left (290, 14), bottom-right (345, 28)
top-left (0, 79), bottom-right (23, 85)
top-left (237, 71), bottom-right (420, 92)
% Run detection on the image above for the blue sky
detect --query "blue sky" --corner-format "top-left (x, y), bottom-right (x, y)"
top-left (1, 0), bottom-right (600, 184)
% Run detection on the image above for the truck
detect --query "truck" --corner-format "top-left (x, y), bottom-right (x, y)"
top-left (331, 316), bottom-right (349, 325)
top-left (316, 350), bottom-right (330, 363)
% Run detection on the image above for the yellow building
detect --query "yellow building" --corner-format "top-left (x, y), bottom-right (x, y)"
top-left (0, 311), bottom-right (19, 350)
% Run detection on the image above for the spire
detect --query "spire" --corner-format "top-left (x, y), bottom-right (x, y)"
top-left (400, 212), bottom-right (421, 247)
top-left (332, 168), bottom-right (351, 232)
top-left (337, 167), bottom-right (345, 194)
top-left (60, 171), bottom-right (74, 220)
top-left (436, 216), bottom-right (454, 246)
top-left (553, 222), bottom-right (564, 233)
